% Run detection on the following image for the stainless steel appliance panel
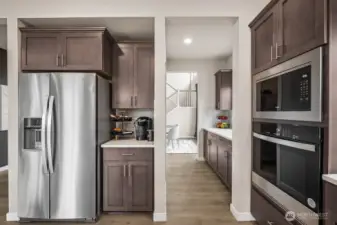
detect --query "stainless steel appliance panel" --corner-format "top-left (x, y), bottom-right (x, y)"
top-left (18, 73), bottom-right (50, 219)
top-left (252, 172), bottom-right (319, 225)
top-left (253, 47), bottom-right (323, 122)
top-left (49, 73), bottom-right (96, 220)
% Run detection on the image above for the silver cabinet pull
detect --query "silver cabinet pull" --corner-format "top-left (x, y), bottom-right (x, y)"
top-left (122, 153), bottom-right (135, 156)
top-left (131, 96), bottom-right (133, 107)
top-left (270, 45), bottom-right (274, 61)
top-left (267, 221), bottom-right (274, 225)
top-left (128, 164), bottom-right (132, 186)
top-left (123, 164), bottom-right (127, 177)
top-left (56, 55), bottom-right (60, 66)
top-left (61, 54), bottom-right (65, 67)
top-left (275, 42), bottom-right (281, 59)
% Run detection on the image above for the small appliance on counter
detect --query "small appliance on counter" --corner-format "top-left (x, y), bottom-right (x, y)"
top-left (134, 116), bottom-right (153, 141)
top-left (216, 115), bottom-right (230, 129)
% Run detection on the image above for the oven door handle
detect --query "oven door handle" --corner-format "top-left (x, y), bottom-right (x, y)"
top-left (253, 133), bottom-right (316, 152)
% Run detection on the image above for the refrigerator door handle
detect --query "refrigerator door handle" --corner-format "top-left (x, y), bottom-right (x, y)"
top-left (46, 96), bottom-right (55, 174)
top-left (41, 97), bottom-right (49, 174)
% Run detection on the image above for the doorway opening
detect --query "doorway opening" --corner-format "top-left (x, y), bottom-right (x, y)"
top-left (166, 71), bottom-right (198, 154)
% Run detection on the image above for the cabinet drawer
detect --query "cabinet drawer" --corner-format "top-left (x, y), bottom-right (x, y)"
top-left (104, 148), bottom-right (153, 161)
top-left (251, 187), bottom-right (297, 225)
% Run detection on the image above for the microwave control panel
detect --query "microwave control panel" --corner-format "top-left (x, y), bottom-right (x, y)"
top-left (300, 74), bottom-right (310, 102)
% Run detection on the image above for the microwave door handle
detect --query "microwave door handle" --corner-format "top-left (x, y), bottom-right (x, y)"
top-left (46, 96), bottom-right (55, 174)
top-left (253, 133), bottom-right (316, 152)
top-left (41, 97), bottom-right (50, 174)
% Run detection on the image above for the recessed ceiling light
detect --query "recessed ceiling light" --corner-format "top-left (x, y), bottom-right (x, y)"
top-left (184, 38), bottom-right (193, 45)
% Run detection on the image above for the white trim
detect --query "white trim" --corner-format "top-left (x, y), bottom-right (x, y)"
top-left (153, 213), bottom-right (167, 222)
top-left (0, 165), bottom-right (8, 172)
top-left (6, 212), bottom-right (19, 221)
top-left (230, 204), bottom-right (255, 221)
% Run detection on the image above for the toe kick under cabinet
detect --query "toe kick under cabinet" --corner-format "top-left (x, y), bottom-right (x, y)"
top-left (103, 148), bottom-right (154, 212)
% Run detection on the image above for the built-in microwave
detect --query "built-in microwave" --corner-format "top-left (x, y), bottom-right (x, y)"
top-left (253, 47), bottom-right (323, 122)
top-left (252, 122), bottom-right (323, 225)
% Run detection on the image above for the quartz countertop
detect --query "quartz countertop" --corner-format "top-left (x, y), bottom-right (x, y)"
top-left (323, 174), bottom-right (337, 186)
top-left (101, 139), bottom-right (155, 148)
top-left (204, 128), bottom-right (232, 141)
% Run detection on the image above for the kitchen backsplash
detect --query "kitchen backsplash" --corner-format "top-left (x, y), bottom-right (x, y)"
top-left (114, 109), bottom-right (154, 131)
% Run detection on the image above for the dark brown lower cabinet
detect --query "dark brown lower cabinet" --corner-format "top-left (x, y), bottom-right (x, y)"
top-left (128, 161), bottom-right (153, 211)
top-left (103, 148), bottom-right (153, 212)
top-left (204, 130), bottom-right (232, 190)
top-left (103, 161), bottom-right (128, 211)
top-left (324, 181), bottom-right (337, 225)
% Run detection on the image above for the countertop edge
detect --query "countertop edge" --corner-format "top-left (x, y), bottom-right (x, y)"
top-left (322, 174), bottom-right (337, 186)
top-left (203, 128), bottom-right (232, 141)
top-left (101, 144), bottom-right (155, 148)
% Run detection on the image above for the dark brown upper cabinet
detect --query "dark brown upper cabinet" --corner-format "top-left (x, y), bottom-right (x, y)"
top-left (21, 28), bottom-right (115, 76)
top-left (250, 0), bottom-right (327, 75)
top-left (0, 49), bottom-right (7, 85)
top-left (112, 42), bottom-right (154, 109)
top-left (215, 70), bottom-right (232, 110)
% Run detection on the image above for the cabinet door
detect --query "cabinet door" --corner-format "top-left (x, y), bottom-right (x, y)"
top-left (217, 145), bottom-right (228, 184)
top-left (21, 32), bottom-right (62, 71)
top-left (61, 32), bottom-right (103, 71)
top-left (103, 161), bottom-right (128, 211)
top-left (113, 44), bottom-right (134, 109)
top-left (127, 161), bottom-right (153, 211)
top-left (204, 131), bottom-right (209, 161)
top-left (134, 44), bottom-right (154, 109)
top-left (227, 151), bottom-right (232, 190)
top-left (209, 140), bottom-right (218, 171)
top-left (278, 0), bottom-right (327, 61)
top-left (215, 73), bottom-right (221, 109)
top-left (251, 5), bottom-right (278, 75)
top-left (220, 71), bottom-right (232, 110)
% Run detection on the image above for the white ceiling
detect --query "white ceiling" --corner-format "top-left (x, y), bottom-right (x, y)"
top-left (166, 17), bottom-right (236, 60)
top-left (20, 17), bottom-right (154, 40)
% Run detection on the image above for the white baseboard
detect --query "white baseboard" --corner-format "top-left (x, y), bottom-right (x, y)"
top-left (0, 165), bottom-right (8, 172)
top-left (6, 212), bottom-right (19, 221)
top-left (230, 204), bottom-right (255, 221)
top-left (153, 212), bottom-right (167, 222)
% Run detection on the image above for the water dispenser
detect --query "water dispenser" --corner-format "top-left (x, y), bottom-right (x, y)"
top-left (23, 118), bottom-right (42, 150)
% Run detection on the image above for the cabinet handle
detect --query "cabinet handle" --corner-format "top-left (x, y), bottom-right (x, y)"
top-left (217, 101), bottom-right (220, 109)
top-left (60, 54), bottom-right (64, 67)
top-left (270, 45), bottom-right (274, 61)
top-left (267, 221), bottom-right (274, 225)
top-left (122, 153), bottom-right (135, 156)
top-left (128, 164), bottom-right (132, 186)
top-left (56, 55), bottom-right (60, 66)
top-left (135, 96), bottom-right (137, 107)
top-left (123, 164), bottom-right (127, 177)
top-left (131, 96), bottom-right (133, 107)
top-left (275, 42), bottom-right (281, 59)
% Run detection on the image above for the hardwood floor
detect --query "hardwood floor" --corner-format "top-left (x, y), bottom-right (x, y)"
top-left (0, 154), bottom-right (253, 225)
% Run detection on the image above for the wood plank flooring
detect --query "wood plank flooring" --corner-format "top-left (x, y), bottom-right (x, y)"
top-left (0, 154), bottom-right (253, 225)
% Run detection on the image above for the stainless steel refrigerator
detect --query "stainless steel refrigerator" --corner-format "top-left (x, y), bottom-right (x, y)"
top-left (18, 73), bottom-right (110, 221)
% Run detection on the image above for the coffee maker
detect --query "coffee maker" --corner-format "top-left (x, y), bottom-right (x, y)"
top-left (134, 117), bottom-right (153, 141)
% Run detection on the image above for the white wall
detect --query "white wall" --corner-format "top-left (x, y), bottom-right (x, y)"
top-left (0, 26), bottom-right (7, 49)
top-left (0, 0), bottom-right (269, 222)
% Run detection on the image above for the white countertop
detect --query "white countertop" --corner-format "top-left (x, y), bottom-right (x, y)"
top-left (204, 128), bottom-right (232, 141)
top-left (323, 174), bottom-right (337, 186)
top-left (101, 139), bottom-right (155, 148)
